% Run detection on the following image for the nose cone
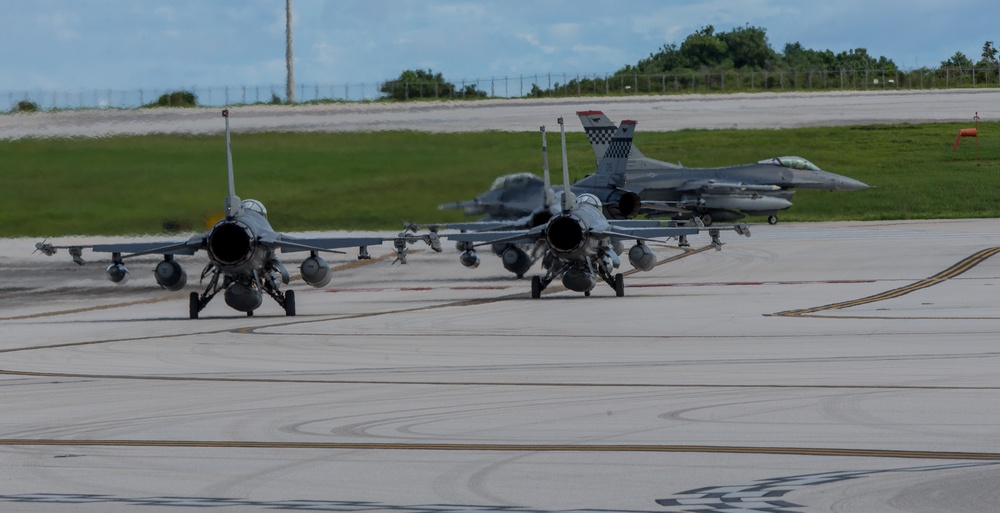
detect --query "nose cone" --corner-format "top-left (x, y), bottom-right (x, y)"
top-left (791, 169), bottom-right (870, 190)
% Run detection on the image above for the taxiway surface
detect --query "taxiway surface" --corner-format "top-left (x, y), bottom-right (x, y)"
top-left (2, 89), bottom-right (997, 139)
top-left (2, 219), bottom-right (1000, 512)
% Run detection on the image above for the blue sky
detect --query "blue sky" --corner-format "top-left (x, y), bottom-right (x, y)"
top-left (2, 0), bottom-right (996, 92)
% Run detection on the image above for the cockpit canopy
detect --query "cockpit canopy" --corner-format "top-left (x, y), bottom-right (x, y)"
top-left (489, 172), bottom-right (542, 191)
top-left (576, 193), bottom-right (602, 209)
top-left (241, 199), bottom-right (267, 218)
top-left (758, 156), bottom-right (821, 171)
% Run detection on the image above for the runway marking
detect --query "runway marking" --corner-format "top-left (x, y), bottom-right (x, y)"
top-left (1, 439), bottom-right (999, 460)
top-left (769, 246), bottom-right (1000, 317)
top-left (3, 368), bottom-right (1000, 390)
top-left (0, 295), bottom-right (181, 321)
top-left (657, 462), bottom-right (999, 512)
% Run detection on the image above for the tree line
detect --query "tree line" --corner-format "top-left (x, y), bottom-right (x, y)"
top-left (381, 25), bottom-right (998, 100)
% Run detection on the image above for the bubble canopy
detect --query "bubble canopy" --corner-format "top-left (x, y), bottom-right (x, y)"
top-left (757, 156), bottom-right (822, 171)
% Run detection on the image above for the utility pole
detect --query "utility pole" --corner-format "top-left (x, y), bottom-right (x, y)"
top-left (285, 0), bottom-right (295, 103)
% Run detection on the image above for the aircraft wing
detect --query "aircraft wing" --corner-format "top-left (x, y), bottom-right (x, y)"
top-left (597, 226), bottom-right (701, 243)
top-left (447, 226), bottom-right (545, 247)
top-left (602, 223), bottom-right (751, 244)
top-left (605, 219), bottom-right (671, 228)
top-left (677, 180), bottom-right (782, 193)
top-left (435, 221), bottom-right (524, 232)
top-left (91, 236), bottom-right (206, 258)
top-left (275, 235), bottom-right (384, 254)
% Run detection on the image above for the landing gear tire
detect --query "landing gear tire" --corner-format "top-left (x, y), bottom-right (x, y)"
top-left (700, 213), bottom-right (713, 226)
top-left (284, 289), bottom-right (296, 316)
top-left (531, 276), bottom-right (542, 299)
top-left (247, 310), bottom-right (254, 317)
top-left (584, 291), bottom-right (591, 297)
top-left (614, 273), bottom-right (625, 297)
top-left (768, 215), bottom-right (778, 225)
top-left (189, 292), bottom-right (200, 319)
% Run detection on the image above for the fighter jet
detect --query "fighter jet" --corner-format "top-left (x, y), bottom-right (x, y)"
top-left (439, 127), bottom-right (642, 222)
top-left (448, 117), bottom-right (749, 298)
top-left (432, 112), bottom-right (649, 278)
top-left (577, 110), bottom-right (870, 225)
top-left (36, 110), bottom-right (383, 319)
top-left (435, 118), bottom-right (665, 279)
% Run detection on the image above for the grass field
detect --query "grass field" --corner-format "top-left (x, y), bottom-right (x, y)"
top-left (3, 122), bottom-right (999, 237)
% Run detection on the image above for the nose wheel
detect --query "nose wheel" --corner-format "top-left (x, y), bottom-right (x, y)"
top-left (768, 215), bottom-right (778, 225)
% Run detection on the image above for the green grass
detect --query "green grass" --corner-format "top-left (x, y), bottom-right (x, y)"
top-left (2, 122), bottom-right (999, 237)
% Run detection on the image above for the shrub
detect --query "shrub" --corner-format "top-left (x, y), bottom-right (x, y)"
top-left (153, 90), bottom-right (197, 107)
top-left (14, 100), bottom-right (39, 113)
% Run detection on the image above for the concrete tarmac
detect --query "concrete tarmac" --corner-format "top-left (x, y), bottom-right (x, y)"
top-left (2, 218), bottom-right (1000, 512)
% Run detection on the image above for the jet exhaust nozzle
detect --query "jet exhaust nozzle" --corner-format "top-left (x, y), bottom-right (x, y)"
top-left (546, 215), bottom-right (586, 254)
top-left (605, 190), bottom-right (642, 219)
top-left (300, 255), bottom-right (332, 288)
top-left (208, 220), bottom-right (256, 267)
top-left (106, 262), bottom-right (130, 284)
top-left (154, 259), bottom-right (187, 291)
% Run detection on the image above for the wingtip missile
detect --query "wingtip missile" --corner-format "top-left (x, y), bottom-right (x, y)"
top-left (34, 242), bottom-right (86, 265)
top-left (34, 241), bottom-right (56, 257)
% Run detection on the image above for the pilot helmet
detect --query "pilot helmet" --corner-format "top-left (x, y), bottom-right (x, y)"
top-left (576, 193), bottom-right (602, 209)
top-left (241, 199), bottom-right (267, 218)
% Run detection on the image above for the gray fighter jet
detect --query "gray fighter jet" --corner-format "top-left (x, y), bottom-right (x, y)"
top-left (36, 110), bottom-right (382, 319)
top-left (448, 117), bottom-right (749, 298)
top-left (433, 115), bottom-right (647, 278)
top-left (439, 118), bottom-right (663, 278)
top-left (578, 110), bottom-right (870, 225)
top-left (439, 124), bottom-right (642, 222)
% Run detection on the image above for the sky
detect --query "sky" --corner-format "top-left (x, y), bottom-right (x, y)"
top-left (2, 0), bottom-right (997, 94)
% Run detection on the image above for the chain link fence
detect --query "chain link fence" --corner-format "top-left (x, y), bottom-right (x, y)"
top-left (4, 67), bottom-right (1000, 112)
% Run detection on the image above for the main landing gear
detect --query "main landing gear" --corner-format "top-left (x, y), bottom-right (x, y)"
top-left (188, 264), bottom-right (296, 319)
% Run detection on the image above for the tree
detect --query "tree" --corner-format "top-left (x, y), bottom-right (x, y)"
top-left (941, 51), bottom-right (974, 69)
top-left (632, 43), bottom-right (687, 73)
top-left (830, 48), bottom-right (896, 71)
top-left (380, 69), bottom-right (456, 100)
top-left (717, 24), bottom-right (774, 69)
top-left (979, 41), bottom-right (998, 67)
top-left (679, 26), bottom-right (728, 69)
top-left (782, 42), bottom-right (835, 69)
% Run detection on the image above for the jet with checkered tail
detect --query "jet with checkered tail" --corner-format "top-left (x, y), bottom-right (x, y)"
top-left (36, 110), bottom-right (384, 319)
top-left (577, 110), bottom-right (869, 225)
top-left (438, 119), bottom-right (644, 222)
top-left (446, 117), bottom-right (749, 298)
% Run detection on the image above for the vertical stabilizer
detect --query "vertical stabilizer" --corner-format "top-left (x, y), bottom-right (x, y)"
top-left (540, 126), bottom-right (555, 208)
top-left (558, 117), bottom-right (576, 212)
top-left (577, 110), bottom-right (617, 160)
top-left (596, 120), bottom-right (635, 186)
top-left (577, 110), bottom-right (651, 163)
top-left (222, 109), bottom-right (242, 218)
